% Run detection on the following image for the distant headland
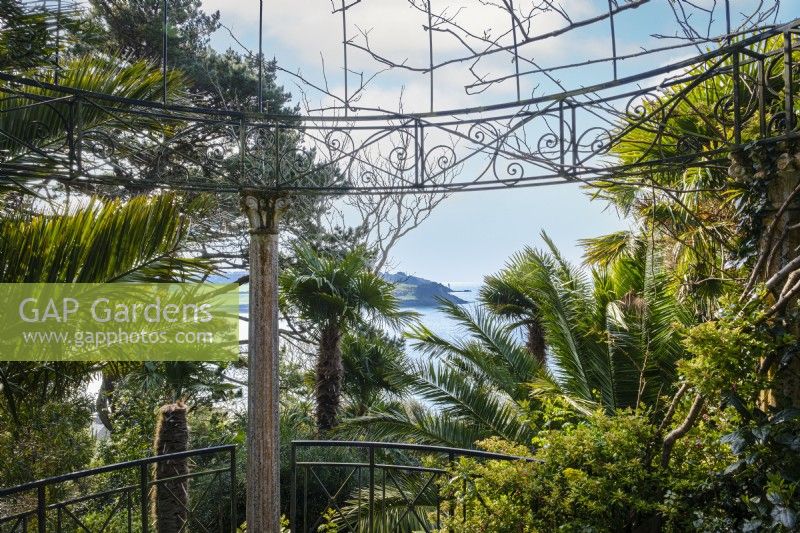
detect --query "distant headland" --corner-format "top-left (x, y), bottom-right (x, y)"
top-left (209, 270), bottom-right (470, 308)
top-left (381, 272), bottom-right (468, 307)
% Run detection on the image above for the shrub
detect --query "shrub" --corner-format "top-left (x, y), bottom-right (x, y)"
top-left (0, 395), bottom-right (93, 487)
top-left (441, 411), bottom-right (662, 532)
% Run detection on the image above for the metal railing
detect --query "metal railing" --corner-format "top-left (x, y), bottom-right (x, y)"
top-left (290, 440), bottom-right (535, 533)
top-left (0, 445), bottom-right (237, 533)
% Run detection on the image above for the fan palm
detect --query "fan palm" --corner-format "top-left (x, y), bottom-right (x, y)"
top-left (280, 243), bottom-right (414, 432)
top-left (586, 38), bottom-right (794, 317)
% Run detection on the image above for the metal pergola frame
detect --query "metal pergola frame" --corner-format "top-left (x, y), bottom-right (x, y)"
top-left (1, 1), bottom-right (799, 530)
top-left (0, 20), bottom-right (798, 195)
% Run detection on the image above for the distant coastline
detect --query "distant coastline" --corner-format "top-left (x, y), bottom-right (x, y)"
top-left (382, 272), bottom-right (468, 308)
top-left (210, 270), bottom-right (471, 309)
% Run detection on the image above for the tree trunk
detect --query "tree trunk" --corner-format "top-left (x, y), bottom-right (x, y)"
top-left (316, 324), bottom-right (343, 432)
top-left (526, 318), bottom-right (547, 367)
top-left (152, 402), bottom-right (190, 533)
top-left (765, 159), bottom-right (800, 407)
top-left (241, 192), bottom-right (284, 533)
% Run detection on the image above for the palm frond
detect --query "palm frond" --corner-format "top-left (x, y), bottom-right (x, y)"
top-left (341, 402), bottom-right (487, 449)
top-left (0, 193), bottom-right (212, 282)
top-left (0, 55), bottom-right (186, 171)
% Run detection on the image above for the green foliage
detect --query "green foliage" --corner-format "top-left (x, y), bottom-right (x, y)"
top-left (590, 38), bottom-right (800, 317)
top-left (0, 194), bottom-right (209, 283)
top-left (281, 242), bottom-right (415, 430)
top-left (440, 400), bottom-right (739, 532)
top-left (344, 299), bottom-right (537, 448)
top-left (576, 33), bottom-right (800, 533)
top-left (527, 233), bottom-right (690, 413)
top-left (0, 55), bottom-right (186, 169)
top-left (348, 233), bottom-right (690, 450)
top-left (0, 395), bottom-right (93, 487)
top-left (340, 327), bottom-right (409, 417)
top-left (89, 0), bottom-right (219, 62)
top-left (0, 194), bottom-right (212, 425)
top-left (443, 411), bottom-right (662, 533)
top-left (87, 0), bottom-right (293, 111)
top-left (679, 299), bottom-right (773, 402)
top-left (94, 379), bottom-right (245, 530)
top-left (237, 516), bottom-right (291, 532)
top-left (0, 0), bottom-right (55, 68)
top-left (117, 360), bottom-right (240, 405)
top-left (662, 407), bottom-right (800, 532)
top-left (318, 509), bottom-right (341, 533)
top-left (720, 408), bottom-right (800, 531)
top-left (96, 375), bottom-right (241, 465)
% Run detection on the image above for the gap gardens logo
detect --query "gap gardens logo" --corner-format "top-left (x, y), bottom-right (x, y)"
top-left (0, 284), bottom-right (239, 361)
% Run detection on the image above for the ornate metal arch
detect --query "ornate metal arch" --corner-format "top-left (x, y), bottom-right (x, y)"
top-left (0, 1), bottom-right (797, 195)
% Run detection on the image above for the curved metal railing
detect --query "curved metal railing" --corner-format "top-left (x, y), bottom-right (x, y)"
top-left (290, 440), bottom-right (536, 533)
top-left (0, 445), bottom-right (237, 533)
top-left (1, 440), bottom-right (532, 532)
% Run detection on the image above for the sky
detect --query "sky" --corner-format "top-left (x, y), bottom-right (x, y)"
top-left (200, 0), bottom-right (793, 282)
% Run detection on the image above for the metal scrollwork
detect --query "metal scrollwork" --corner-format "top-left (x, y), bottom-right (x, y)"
top-left (324, 129), bottom-right (354, 157)
top-left (625, 91), bottom-right (666, 133)
top-left (81, 130), bottom-right (118, 160)
top-left (576, 127), bottom-right (614, 158)
top-left (0, 19), bottom-right (798, 194)
top-left (535, 131), bottom-right (562, 161)
top-left (154, 144), bottom-right (192, 184)
top-left (468, 122), bottom-right (499, 149)
top-left (712, 75), bottom-right (758, 128)
top-left (205, 144), bottom-right (227, 164)
top-left (423, 144), bottom-right (457, 183)
top-left (387, 131), bottom-right (418, 173)
top-left (279, 146), bottom-right (315, 182)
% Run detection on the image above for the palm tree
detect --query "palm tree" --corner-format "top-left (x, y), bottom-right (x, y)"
top-left (345, 300), bottom-right (539, 448)
top-left (346, 234), bottom-right (691, 448)
top-left (0, 193), bottom-right (211, 424)
top-left (585, 39), bottom-right (794, 319)
top-left (152, 401), bottom-right (190, 533)
top-left (340, 328), bottom-right (409, 417)
top-left (0, 191), bottom-right (226, 526)
top-left (280, 243), bottom-right (414, 432)
top-left (0, 36), bottom-right (205, 413)
top-left (526, 233), bottom-right (691, 414)
top-left (481, 255), bottom-right (546, 365)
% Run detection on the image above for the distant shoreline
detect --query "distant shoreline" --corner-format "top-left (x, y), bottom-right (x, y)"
top-left (382, 272), bottom-right (470, 308)
top-left (210, 270), bottom-right (478, 308)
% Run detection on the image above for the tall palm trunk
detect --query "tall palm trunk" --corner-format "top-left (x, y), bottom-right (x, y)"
top-left (316, 324), bottom-right (343, 432)
top-left (152, 402), bottom-right (190, 533)
top-left (526, 318), bottom-right (547, 366)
